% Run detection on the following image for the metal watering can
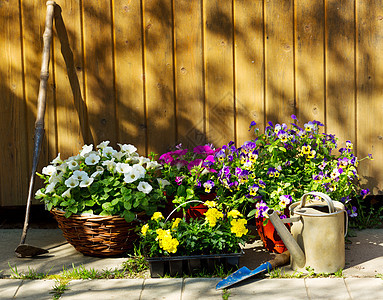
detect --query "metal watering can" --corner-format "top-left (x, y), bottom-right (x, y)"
top-left (267, 192), bottom-right (348, 273)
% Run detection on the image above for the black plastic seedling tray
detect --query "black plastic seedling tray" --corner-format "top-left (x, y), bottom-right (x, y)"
top-left (146, 252), bottom-right (243, 278)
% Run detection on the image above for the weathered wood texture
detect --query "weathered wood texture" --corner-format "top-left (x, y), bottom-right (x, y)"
top-left (0, 0), bottom-right (381, 206)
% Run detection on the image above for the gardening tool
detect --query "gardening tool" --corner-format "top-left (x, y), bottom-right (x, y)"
top-left (15, 1), bottom-right (56, 258)
top-left (267, 191), bottom-right (348, 273)
top-left (216, 250), bottom-right (290, 290)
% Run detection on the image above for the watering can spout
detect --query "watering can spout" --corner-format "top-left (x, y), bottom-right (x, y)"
top-left (266, 209), bottom-right (306, 268)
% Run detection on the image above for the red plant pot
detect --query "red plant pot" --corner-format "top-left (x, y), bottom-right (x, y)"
top-left (186, 192), bottom-right (216, 221)
top-left (255, 217), bottom-right (290, 254)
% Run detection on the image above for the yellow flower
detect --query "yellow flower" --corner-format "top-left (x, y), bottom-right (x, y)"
top-left (302, 145), bottom-right (311, 155)
top-left (171, 218), bottom-right (181, 230)
top-left (151, 212), bottom-right (164, 221)
top-left (141, 224), bottom-right (149, 236)
top-left (204, 208), bottom-right (223, 227)
top-left (230, 219), bottom-right (248, 237)
top-left (155, 229), bottom-right (171, 241)
top-left (160, 235), bottom-right (179, 253)
top-left (227, 210), bottom-right (242, 219)
top-left (204, 200), bottom-right (217, 208)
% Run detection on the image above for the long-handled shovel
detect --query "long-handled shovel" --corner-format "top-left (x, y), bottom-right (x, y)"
top-left (15, 1), bottom-right (56, 258)
top-left (216, 250), bottom-right (290, 290)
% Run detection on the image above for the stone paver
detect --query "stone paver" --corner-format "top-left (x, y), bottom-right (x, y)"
top-left (13, 279), bottom-right (56, 300)
top-left (140, 278), bottom-right (182, 300)
top-left (182, 278), bottom-right (222, 300)
top-left (305, 278), bottom-right (351, 300)
top-left (345, 278), bottom-right (383, 300)
top-left (229, 278), bottom-right (309, 300)
top-left (0, 279), bottom-right (21, 299)
top-left (63, 279), bottom-right (144, 299)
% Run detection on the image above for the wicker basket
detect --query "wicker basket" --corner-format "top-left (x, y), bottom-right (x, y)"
top-left (51, 209), bottom-right (144, 257)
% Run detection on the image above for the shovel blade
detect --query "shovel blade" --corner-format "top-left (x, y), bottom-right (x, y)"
top-left (216, 262), bottom-right (272, 290)
top-left (15, 244), bottom-right (49, 258)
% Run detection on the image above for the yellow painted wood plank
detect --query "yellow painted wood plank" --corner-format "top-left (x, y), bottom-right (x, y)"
top-left (82, 0), bottom-right (116, 145)
top-left (21, 0), bottom-right (56, 205)
top-left (54, 0), bottom-right (87, 158)
top-left (356, 0), bottom-right (383, 193)
top-left (0, 1), bottom-right (29, 206)
top-left (204, 0), bottom-right (234, 147)
top-left (114, 0), bottom-right (146, 155)
top-left (143, 0), bottom-right (176, 155)
top-left (325, 0), bottom-right (355, 146)
top-left (295, 0), bottom-right (325, 125)
top-left (234, 0), bottom-right (265, 145)
top-left (265, 0), bottom-right (295, 126)
top-left (174, 0), bottom-right (205, 148)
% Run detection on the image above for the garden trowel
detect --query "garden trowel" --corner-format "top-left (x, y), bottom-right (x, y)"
top-left (216, 250), bottom-right (290, 290)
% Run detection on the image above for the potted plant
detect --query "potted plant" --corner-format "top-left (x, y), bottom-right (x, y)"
top-left (35, 141), bottom-right (167, 257)
top-left (241, 116), bottom-right (372, 252)
top-left (139, 201), bottom-right (248, 277)
top-left (158, 144), bottom-right (221, 218)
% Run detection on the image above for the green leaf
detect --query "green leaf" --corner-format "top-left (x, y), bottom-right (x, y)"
top-left (102, 202), bottom-right (112, 210)
top-left (124, 202), bottom-right (132, 210)
top-left (46, 202), bottom-right (53, 211)
top-left (247, 209), bottom-right (256, 217)
top-left (111, 199), bottom-right (119, 206)
top-left (85, 199), bottom-right (95, 206)
top-left (123, 211), bottom-right (135, 223)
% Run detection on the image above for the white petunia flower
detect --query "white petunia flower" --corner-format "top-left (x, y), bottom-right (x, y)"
top-left (97, 141), bottom-right (110, 149)
top-left (85, 152), bottom-right (100, 165)
top-left (102, 159), bottom-right (116, 172)
top-left (102, 146), bottom-right (117, 157)
top-left (80, 144), bottom-right (93, 157)
top-left (51, 153), bottom-right (63, 165)
top-left (65, 176), bottom-right (79, 188)
top-left (72, 170), bottom-right (89, 181)
top-left (35, 189), bottom-right (45, 198)
top-left (68, 160), bottom-right (80, 171)
top-left (80, 177), bottom-right (94, 187)
top-left (49, 172), bottom-right (63, 184)
top-left (45, 182), bottom-right (57, 193)
top-left (137, 181), bottom-right (153, 194)
top-left (157, 178), bottom-right (170, 188)
top-left (146, 161), bottom-right (162, 170)
top-left (56, 162), bottom-right (68, 172)
top-left (91, 166), bottom-right (104, 178)
top-left (123, 170), bottom-right (141, 183)
top-left (62, 188), bottom-right (72, 198)
top-left (132, 164), bottom-right (146, 179)
top-left (113, 151), bottom-right (125, 161)
top-left (42, 165), bottom-right (56, 176)
top-left (118, 143), bottom-right (137, 154)
top-left (138, 156), bottom-right (150, 166)
top-left (116, 163), bottom-right (132, 174)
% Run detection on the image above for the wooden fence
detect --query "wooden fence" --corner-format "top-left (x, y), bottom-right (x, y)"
top-left (0, 0), bottom-right (382, 206)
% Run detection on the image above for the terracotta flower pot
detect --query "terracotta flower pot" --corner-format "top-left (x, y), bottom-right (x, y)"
top-left (255, 217), bottom-right (290, 254)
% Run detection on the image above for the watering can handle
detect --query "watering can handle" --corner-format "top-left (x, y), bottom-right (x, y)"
top-left (299, 192), bottom-right (336, 213)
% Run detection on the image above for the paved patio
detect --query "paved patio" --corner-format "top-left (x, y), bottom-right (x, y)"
top-left (0, 228), bottom-right (382, 299)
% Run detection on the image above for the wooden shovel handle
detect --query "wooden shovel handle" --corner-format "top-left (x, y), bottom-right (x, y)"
top-left (35, 1), bottom-right (56, 129)
top-left (270, 250), bottom-right (290, 268)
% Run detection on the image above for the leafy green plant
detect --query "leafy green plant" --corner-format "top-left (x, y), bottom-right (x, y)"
top-left (8, 263), bottom-right (51, 279)
top-left (241, 116), bottom-right (372, 222)
top-left (376, 273), bottom-right (383, 279)
top-left (35, 142), bottom-right (166, 222)
top-left (50, 278), bottom-right (70, 299)
top-left (222, 289), bottom-right (231, 300)
top-left (140, 205), bottom-right (248, 257)
top-left (158, 145), bottom-right (220, 212)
